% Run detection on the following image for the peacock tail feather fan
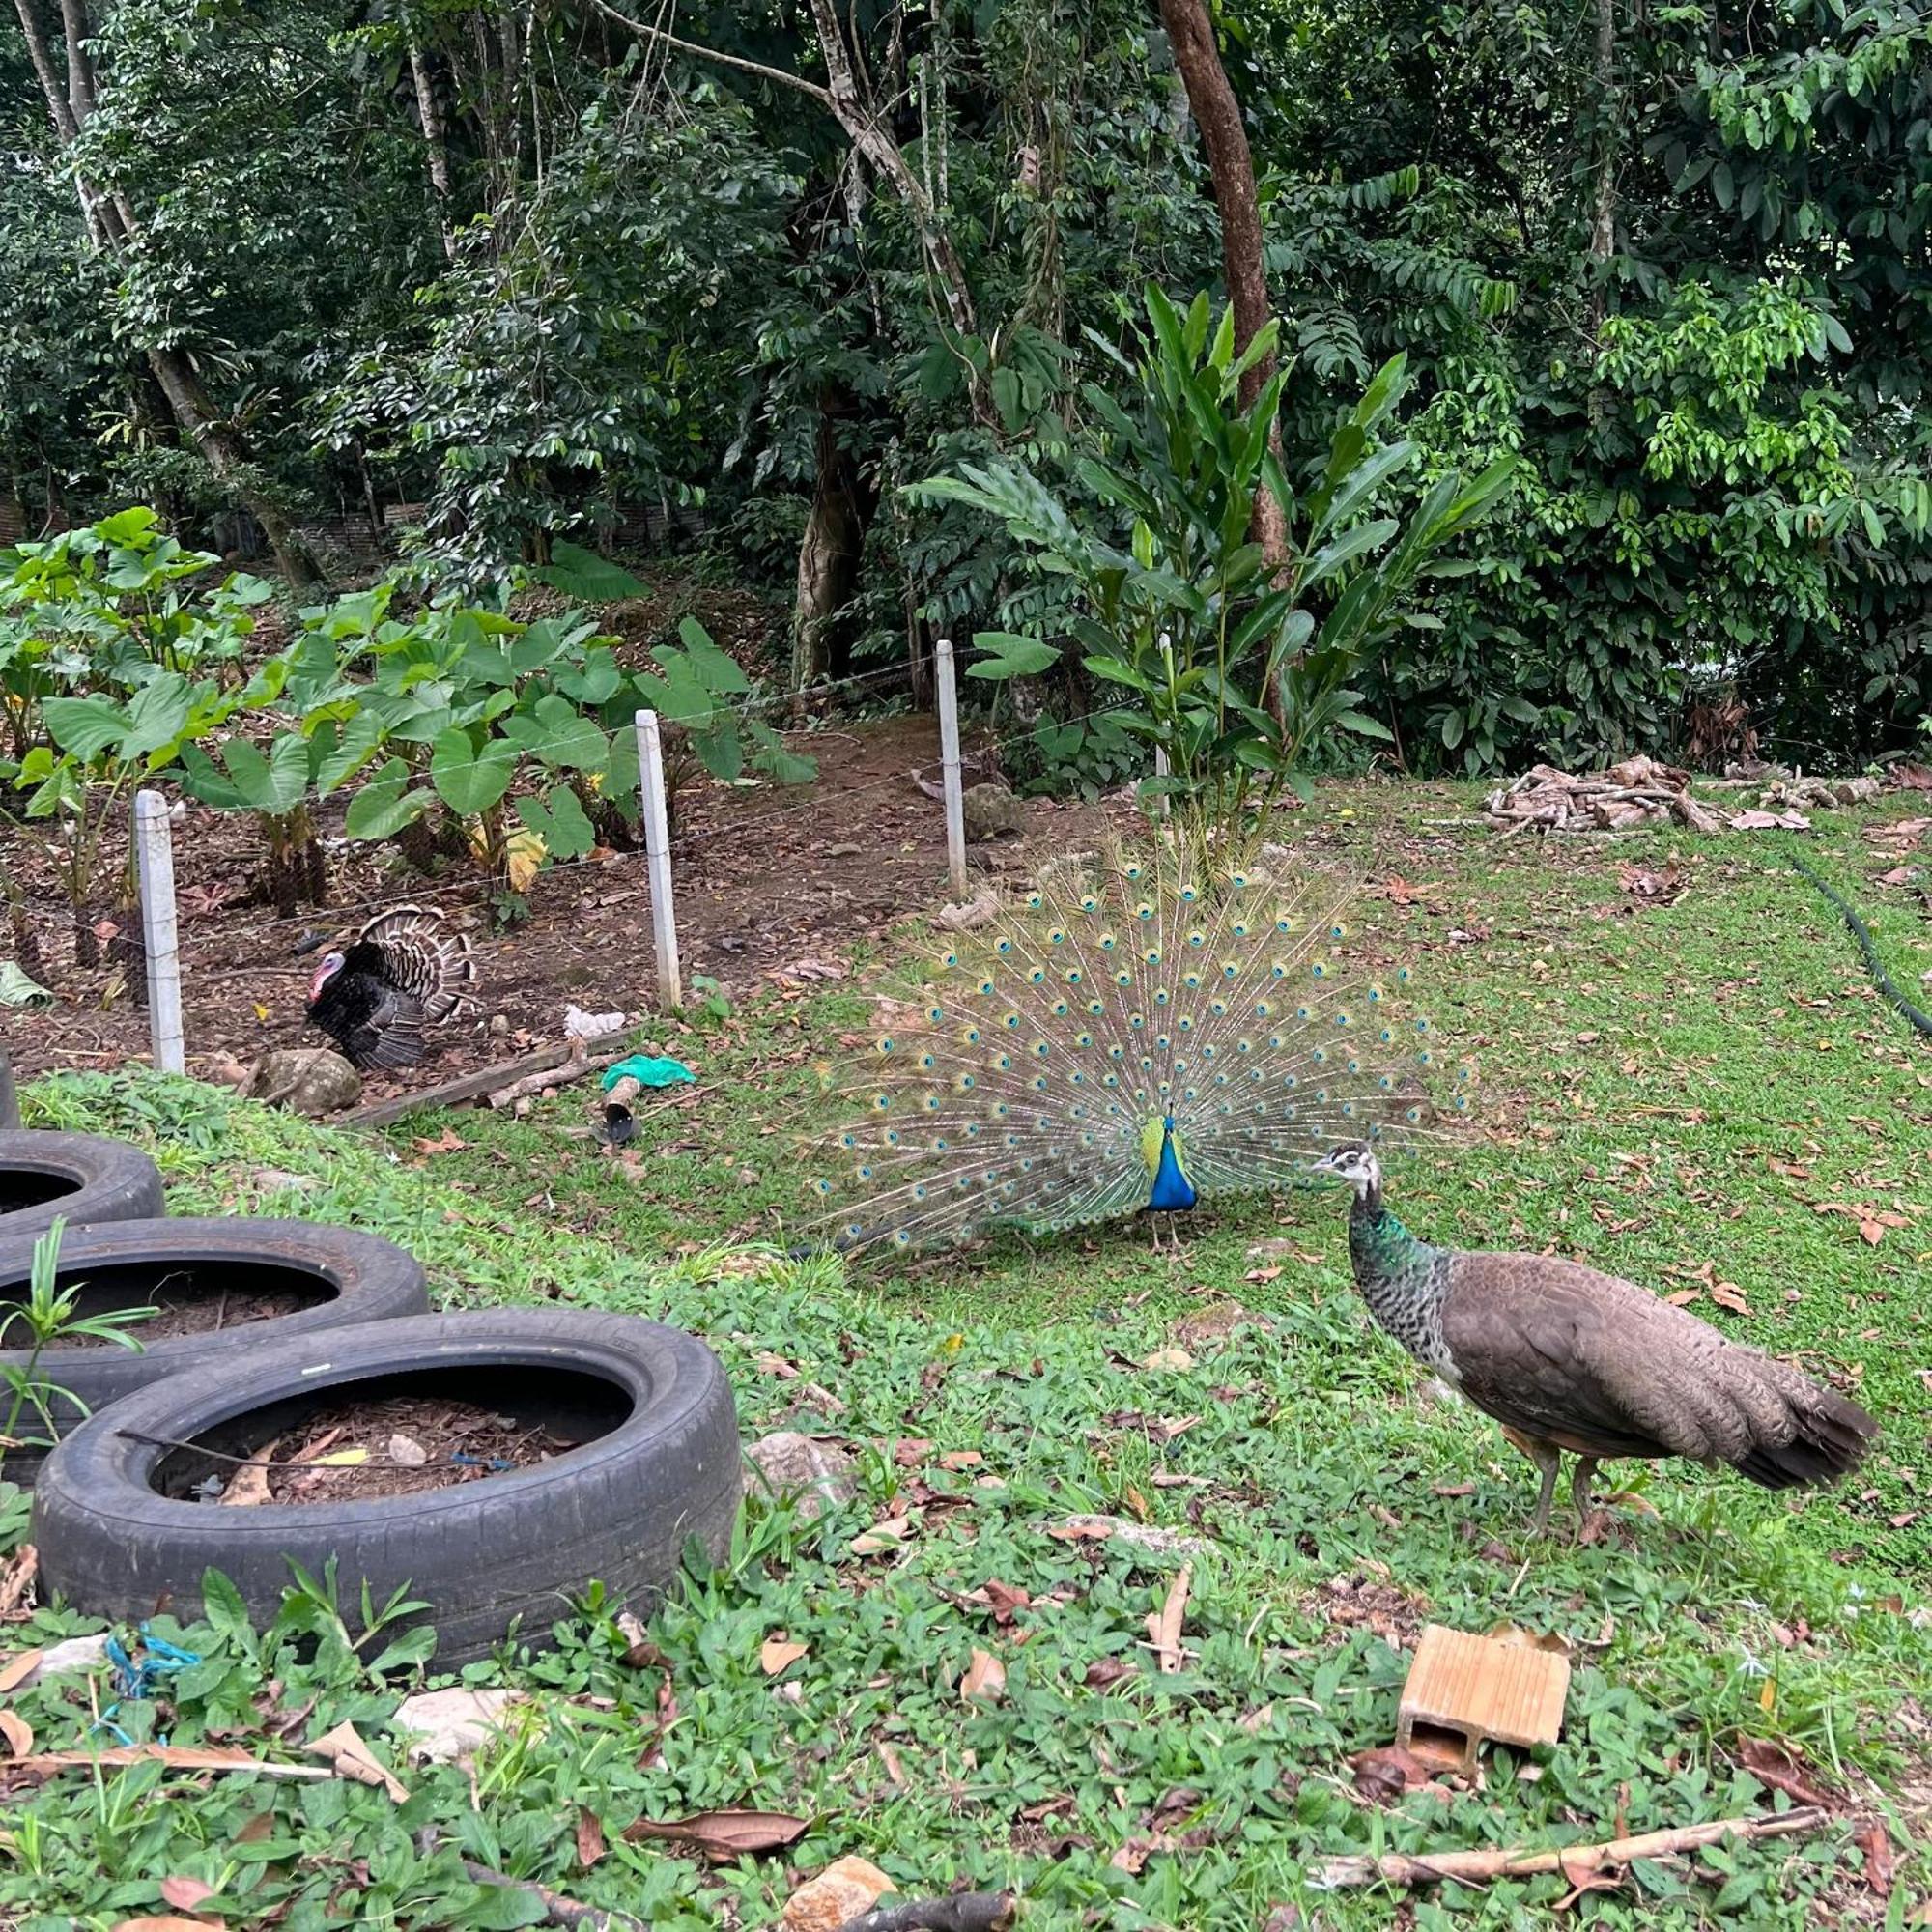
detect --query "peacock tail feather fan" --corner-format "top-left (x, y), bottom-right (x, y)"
top-left (806, 835), bottom-right (1472, 1253)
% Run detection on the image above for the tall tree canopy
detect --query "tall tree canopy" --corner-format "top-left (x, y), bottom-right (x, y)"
top-left (5, 0), bottom-right (1927, 763)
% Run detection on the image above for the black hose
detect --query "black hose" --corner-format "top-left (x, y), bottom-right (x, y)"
top-left (1786, 849), bottom-right (1932, 1039)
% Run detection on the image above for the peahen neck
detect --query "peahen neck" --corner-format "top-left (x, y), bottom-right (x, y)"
top-left (1346, 1184), bottom-right (1456, 1376)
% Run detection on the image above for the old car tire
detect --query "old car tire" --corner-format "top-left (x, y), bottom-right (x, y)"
top-left (33, 1310), bottom-right (742, 1665)
top-left (0, 1218), bottom-right (429, 1462)
top-left (0, 1130), bottom-right (165, 1239)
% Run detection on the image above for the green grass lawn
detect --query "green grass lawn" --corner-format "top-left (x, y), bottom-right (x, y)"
top-left (4, 781), bottom-right (1928, 1930)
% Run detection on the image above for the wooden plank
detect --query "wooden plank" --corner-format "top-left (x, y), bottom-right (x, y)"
top-left (0, 1047), bottom-right (17, 1129)
top-left (336, 1041), bottom-right (579, 1129)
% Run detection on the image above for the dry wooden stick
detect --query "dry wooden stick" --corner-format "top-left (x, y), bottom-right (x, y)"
top-left (487, 1044), bottom-right (629, 1110)
top-left (453, 1856), bottom-right (645, 1932)
top-left (834, 1894), bottom-right (1017, 1932)
top-left (338, 1041), bottom-right (579, 1128)
top-left (1309, 1805), bottom-right (1830, 1891)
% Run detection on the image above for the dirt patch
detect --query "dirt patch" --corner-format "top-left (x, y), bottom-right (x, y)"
top-left (4, 704), bottom-right (1116, 1107)
top-left (200, 1394), bottom-right (572, 1505)
top-left (43, 1272), bottom-right (316, 1349)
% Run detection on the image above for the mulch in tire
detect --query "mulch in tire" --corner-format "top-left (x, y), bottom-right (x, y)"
top-left (188, 1394), bottom-right (572, 1506)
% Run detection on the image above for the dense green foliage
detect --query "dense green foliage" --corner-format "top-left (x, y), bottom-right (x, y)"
top-left (4, 0), bottom-right (1927, 770)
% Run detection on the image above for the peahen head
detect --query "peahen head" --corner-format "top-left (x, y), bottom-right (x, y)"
top-left (1313, 1141), bottom-right (1382, 1205)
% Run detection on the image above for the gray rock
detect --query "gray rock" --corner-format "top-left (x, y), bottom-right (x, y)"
top-left (744, 1431), bottom-right (859, 1521)
top-left (244, 1047), bottom-right (361, 1116)
top-left (962, 784), bottom-right (1026, 842)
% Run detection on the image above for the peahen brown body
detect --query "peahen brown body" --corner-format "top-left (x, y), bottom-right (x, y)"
top-left (1313, 1144), bottom-right (1878, 1534)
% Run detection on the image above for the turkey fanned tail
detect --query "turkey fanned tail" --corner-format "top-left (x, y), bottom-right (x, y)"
top-left (353, 905), bottom-right (476, 1021)
top-left (1440, 1256), bottom-right (1877, 1493)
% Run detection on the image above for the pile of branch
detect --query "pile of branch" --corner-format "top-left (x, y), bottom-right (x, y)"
top-left (1487, 758), bottom-right (1724, 836)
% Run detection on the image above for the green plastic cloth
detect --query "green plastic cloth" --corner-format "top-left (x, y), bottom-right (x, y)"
top-left (600, 1054), bottom-right (696, 1092)
top-left (0, 961), bottom-right (52, 1008)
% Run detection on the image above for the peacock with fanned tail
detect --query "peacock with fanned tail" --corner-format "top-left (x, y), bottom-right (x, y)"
top-left (807, 838), bottom-right (1468, 1252)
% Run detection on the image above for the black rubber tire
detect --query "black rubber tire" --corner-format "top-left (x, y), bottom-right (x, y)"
top-left (0, 1130), bottom-right (165, 1239)
top-left (33, 1310), bottom-right (743, 1665)
top-left (0, 1218), bottom-right (430, 1463)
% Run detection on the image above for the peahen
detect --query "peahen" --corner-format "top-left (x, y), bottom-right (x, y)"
top-left (1313, 1143), bottom-right (1878, 1535)
top-left (305, 905), bottom-right (476, 1071)
top-left (808, 838), bottom-right (1467, 1253)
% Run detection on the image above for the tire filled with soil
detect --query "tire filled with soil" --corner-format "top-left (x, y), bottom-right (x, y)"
top-left (33, 1309), bottom-right (742, 1665)
top-left (0, 1218), bottom-right (430, 1465)
top-left (0, 1130), bottom-right (166, 1240)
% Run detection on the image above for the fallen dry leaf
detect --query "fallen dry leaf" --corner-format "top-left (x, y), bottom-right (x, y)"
top-left (22, 1744), bottom-right (330, 1780)
top-left (306, 1720), bottom-right (409, 1802)
top-left (760, 1637), bottom-right (808, 1677)
top-left (219, 1438), bottom-right (278, 1508)
top-left (411, 1128), bottom-right (467, 1153)
top-left (1144, 1564), bottom-right (1192, 1676)
top-left (621, 1808), bottom-right (810, 1861)
top-left (577, 1806), bottom-right (606, 1869)
top-left (614, 1610), bottom-right (668, 1670)
top-left (0, 1709), bottom-right (33, 1755)
top-left (850, 1515), bottom-right (915, 1556)
top-left (158, 1877), bottom-right (216, 1911)
top-left (939, 1449), bottom-right (983, 1470)
top-left (0, 1651), bottom-right (43, 1695)
top-left (110, 1919), bottom-right (221, 1932)
top-left (1140, 1348), bottom-right (1194, 1373)
top-left (0, 1547), bottom-right (37, 1616)
top-left (961, 1648), bottom-right (1007, 1702)
top-left (1854, 1816), bottom-right (1895, 1895)
top-left (1085, 1657), bottom-right (1138, 1690)
top-left (1350, 1745), bottom-right (1441, 1804)
top-left (1711, 1283), bottom-right (1750, 1316)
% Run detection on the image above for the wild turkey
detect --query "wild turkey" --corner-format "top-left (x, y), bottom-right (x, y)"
top-left (305, 906), bottom-right (476, 1071)
top-left (1312, 1143), bottom-right (1878, 1535)
top-left (807, 835), bottom-right (1468, 1253)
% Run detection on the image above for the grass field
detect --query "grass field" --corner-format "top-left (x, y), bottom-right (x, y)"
top-left (4, 780), bottom-right (1928, 1929)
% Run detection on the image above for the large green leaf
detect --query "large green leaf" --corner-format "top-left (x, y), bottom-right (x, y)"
top-left (220, 732), bottom-right (308, 814)
top-left (515, 784), bottom-right (596, 861)
top-left (966, 632), bottom-right (1062, 680)
top-left (344, 759), bottom-right (433, 840)
top-left (430, 726), bottom-right (518, 816)
top-left (675, 617), bottom-right (751, 696)
top-left (42, 694), bottom-right (128, 761)
top-left (746, 718), bottom-right (817, 785)
top-left (530, 542), bottom-right (647, 604)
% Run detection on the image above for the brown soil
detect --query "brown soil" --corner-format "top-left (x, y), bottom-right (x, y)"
top-left (43, 1274), bottom-right (316, 1348)
top-left (202, 1394), bottom-right (571, 1505)
top-left (4, 691), bottom-right (1108, 1106)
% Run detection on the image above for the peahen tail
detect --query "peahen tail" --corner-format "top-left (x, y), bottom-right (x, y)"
top-left (1786, 850), bottom-right (1932, 1039)
top-left (804, 834), bottom-right (1471, 1253)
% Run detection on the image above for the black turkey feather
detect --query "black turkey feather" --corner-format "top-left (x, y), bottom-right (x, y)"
top-left (306, 906), bottom-right (475, 1070)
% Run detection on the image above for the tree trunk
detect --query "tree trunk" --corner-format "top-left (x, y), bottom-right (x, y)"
top-left (144, 348), bottom-right (321, 586)
top-left (791, 388), bottom-right (870, 690)
top-left (1588, 0), bottom-right (1618, 331)
top-left (408, 38), bottom-right (458, 258)
top-left (1157, 0), bottom-right (1292, 637)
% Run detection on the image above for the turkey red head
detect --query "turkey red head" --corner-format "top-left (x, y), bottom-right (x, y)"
top-left (306, 952), bottom-right (345, 1008)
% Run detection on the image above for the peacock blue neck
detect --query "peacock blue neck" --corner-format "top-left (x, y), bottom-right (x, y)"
top-left (1346, 1187), bottom-right (1453, 1369)
top-left (1147, 1119), bottom-right (1198, 1213)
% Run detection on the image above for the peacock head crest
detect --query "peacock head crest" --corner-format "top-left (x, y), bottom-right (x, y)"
top-left (1312, 1141), bottom-right (1381, 1201)
top-left (306, 952), bottom-right (345, 1006)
